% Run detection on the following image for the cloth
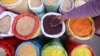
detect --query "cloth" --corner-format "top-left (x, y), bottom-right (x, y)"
top-left (63, 0), bottom-right (100, 19)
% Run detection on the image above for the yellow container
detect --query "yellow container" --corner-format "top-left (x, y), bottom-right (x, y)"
top-left (66, 17), bottom-right (95, 40)
top-left (0, 0), bottom-right (30, 13)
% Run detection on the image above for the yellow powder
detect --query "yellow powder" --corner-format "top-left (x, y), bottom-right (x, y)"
top-left (1, 0), bottom-right (18, 4)
top-left (16, 16), bottom-right (35, 36)
top-left (43, 47), bottom-right (65, 56)
top-left (0, 15), bottom-right (11, 33)
top-left (71, 45), bottom-right (92, 56)
top-left (18, 44), bottom-right (37, 56)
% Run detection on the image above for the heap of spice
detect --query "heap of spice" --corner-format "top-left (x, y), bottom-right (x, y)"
top-left (71, 45), bottom-right (93, 56)
top-left (0, 15), bottom-right (11, 33)
top-left (16, 43), bottom-right (37, 56)
top-left (67, 17), bottom-right (95, 40)
top-left (1, 0), bottom-right (30, 13)
top-left (12, 13), bottom-right (40, 40)
top-left (42, 39), bottom-right (67, 56)
top-left (15, 39), bottom-right (42, 56)
top-left (62, 0), bottom-right (72, 11)
top-left (43, 15), bottom-right (62, 35)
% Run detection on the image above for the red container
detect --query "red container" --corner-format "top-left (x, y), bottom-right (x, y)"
top-left (12, 13), bottom-right (40, 40)
top-left (0, 37), bottom-right (22, 56)
top-left (66, 39), bottom-right (95, 56)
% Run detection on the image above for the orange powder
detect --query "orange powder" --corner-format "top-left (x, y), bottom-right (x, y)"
top-left (69, 18), bottom-right (92, 37)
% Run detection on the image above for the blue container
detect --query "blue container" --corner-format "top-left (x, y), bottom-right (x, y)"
top-left (15, 38), bottom-right (42, 56)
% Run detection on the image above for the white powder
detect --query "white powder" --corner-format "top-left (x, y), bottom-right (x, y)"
top-left (62, 0), bottom-right (72, 11)
top-left (0, 15), bottom-right (11, 33)
top-left (44, 0), bottom-right (57, 5)
top-left (16, 16), bottom-right (35, 36)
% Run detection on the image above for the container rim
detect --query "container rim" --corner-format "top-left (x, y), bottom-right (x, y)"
top-left (0, 11), bottom-right (17, 37)
top-left (15, 41), bottom-right (40, 56)
top-left (28, 0), bottom-right (44, 10)
top-left (41, 12), bottom-right (65, 38)
top-left (0, 0), bottom-right (23, 7)
top-left (59, 0), bottom-right (74, 12)
top-left (70, 44), bottom-right (95, 56)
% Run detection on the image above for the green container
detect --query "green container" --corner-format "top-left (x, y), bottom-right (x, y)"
top-left (43, 0), bottom-right (61, 12)
top-left (37, 11), bottom-right (46, 18)
top-left (41, 39), bottom-right (67, 56)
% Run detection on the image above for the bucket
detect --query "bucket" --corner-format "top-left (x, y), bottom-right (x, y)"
top-left (41, 12), bottom-right (65, 38)
top-left (65, 39), bottom-right (95, 56)
top-left (0, 0), bottom-right (30, 13)
top-left (42, 39), bottom-right (67, 56)
top-left (12, 13), bottom-right (41, 40)
top-left (0, 11), bottom-right (17, 37)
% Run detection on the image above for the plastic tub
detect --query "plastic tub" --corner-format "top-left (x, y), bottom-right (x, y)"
top-left (41, 12), bottom-right (65, 38)
top-left (0, 11), bottom-right (17, 37)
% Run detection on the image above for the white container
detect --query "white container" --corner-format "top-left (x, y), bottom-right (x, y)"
top-left (0, 0), bottom-right (30, 13)
top-left (59, 0), bottom-right (74, 13)
top-left (41, 12), bottom-right (65, 38)
top-left (28, 0), bottom-right (45, 14)
top-left (0, 11), bottom-right (17, 37)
